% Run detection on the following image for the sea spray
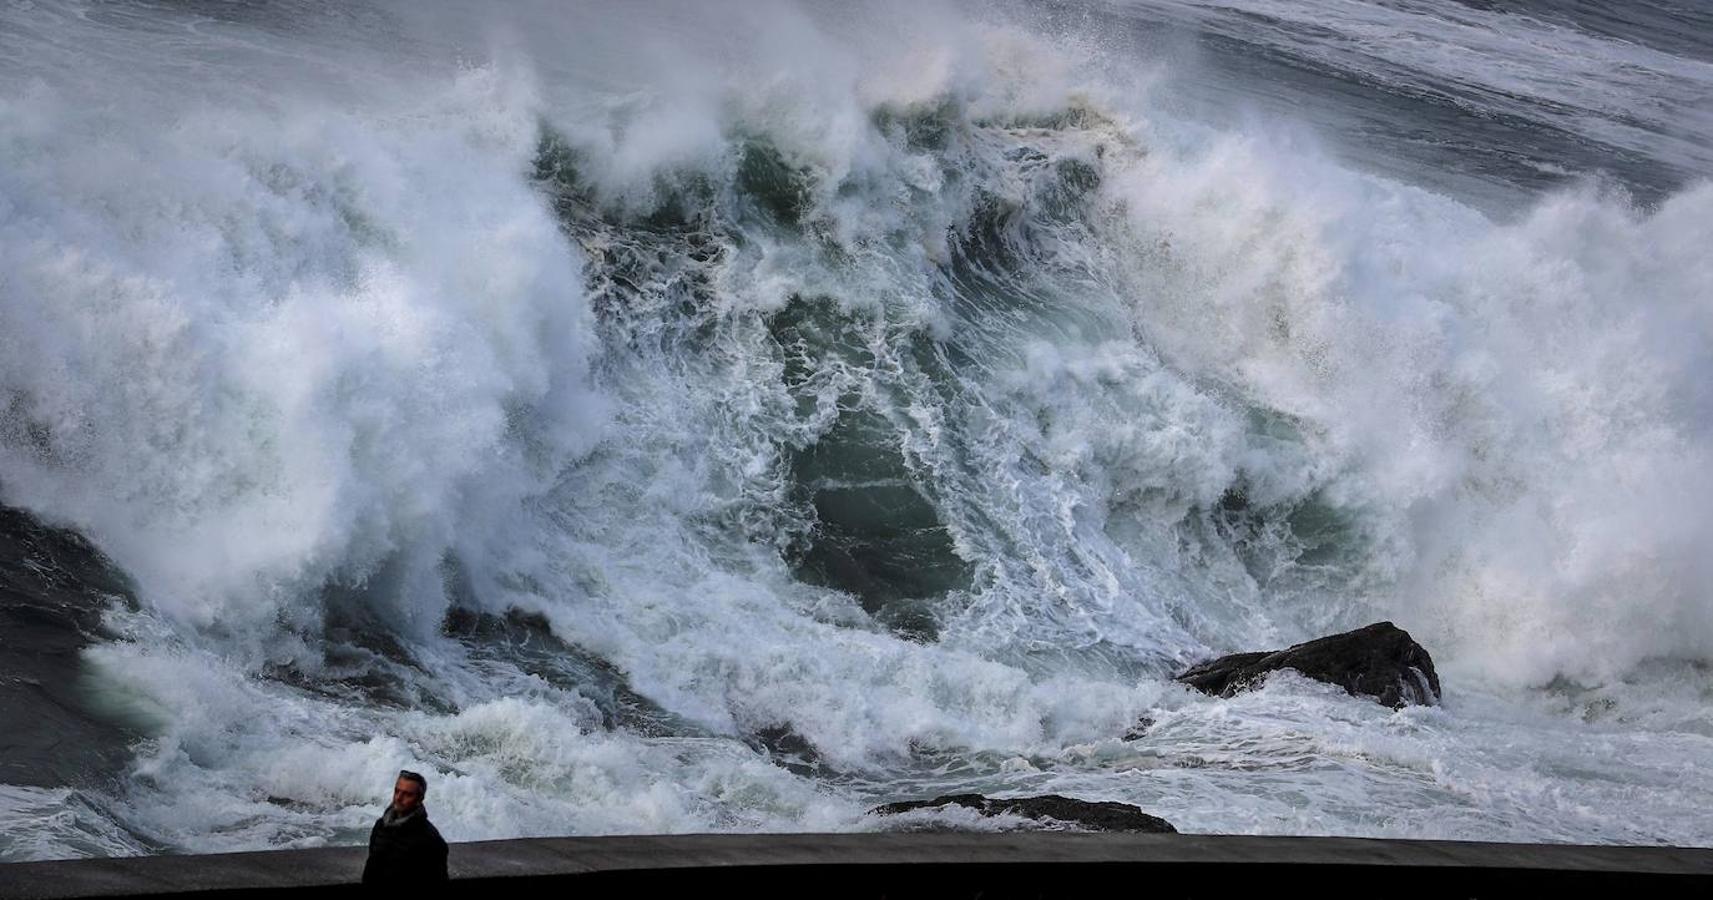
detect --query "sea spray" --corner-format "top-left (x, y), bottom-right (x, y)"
top-left (1, 0), bottom-right (1711, 858)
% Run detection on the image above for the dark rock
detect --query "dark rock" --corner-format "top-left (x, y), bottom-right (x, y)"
top-left (1175, 651), bottom-right (1270, 696)
top-left (440, 606), bottom-right (698, 739)
top-left (0, 503), bottom-right (141, 787)
top-left (749, 724), bottom-right (835, 778)
top-left (870, 793), bottom-right (1176, 833)
top-left (1120, 714), bottom-right (1155, 742)
top-left (1176, 621), bottom-right (1440, 709)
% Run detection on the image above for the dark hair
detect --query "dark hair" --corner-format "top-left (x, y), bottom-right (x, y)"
top-left (397, 769), bottom-right (427, 796)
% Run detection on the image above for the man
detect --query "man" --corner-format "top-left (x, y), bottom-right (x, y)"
top-left (362, 769), bottom-right (449, 884)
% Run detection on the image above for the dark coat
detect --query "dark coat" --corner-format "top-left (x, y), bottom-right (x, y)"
top-left (362, 808), bottom-right (449, 884)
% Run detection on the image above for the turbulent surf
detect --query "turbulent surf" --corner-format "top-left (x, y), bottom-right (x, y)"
top-left (2, 0), bottom-right (1712, 858)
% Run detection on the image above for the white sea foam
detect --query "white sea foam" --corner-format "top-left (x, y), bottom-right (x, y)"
top-left (1099, 124), bottom-right (1713, 683)
top-left (1, 0), bottom-right (1710, 859)
top-left (0, 785), bottom-right (145, 860)
top-left (0, 52), bottom-right (602, 646)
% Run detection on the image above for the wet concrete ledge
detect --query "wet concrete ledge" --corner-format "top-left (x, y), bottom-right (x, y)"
top-left (3, 832), bottom-right (1711, 898)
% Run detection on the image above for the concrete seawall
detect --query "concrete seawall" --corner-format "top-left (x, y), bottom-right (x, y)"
top-left (4, 833), bottom-right (1711, 897)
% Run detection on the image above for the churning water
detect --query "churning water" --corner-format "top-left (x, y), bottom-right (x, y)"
top-left (2, 0), bottom-right (1712, 859)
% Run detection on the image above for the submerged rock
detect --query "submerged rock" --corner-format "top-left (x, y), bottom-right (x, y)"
top-left (749, 724), bottom-right (835, 778)
top-left (1176, 621), bottom-right (1441, 709)
top-left (1120, 714), bottom-right (1155, 742)
top-left (0, 504), bottom-right (140, 787)
top-left (870, 793), bottom-right (1176, 833)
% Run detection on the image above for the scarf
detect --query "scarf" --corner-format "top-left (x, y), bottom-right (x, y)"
top-left (380, 805), bottom-right (423, 828)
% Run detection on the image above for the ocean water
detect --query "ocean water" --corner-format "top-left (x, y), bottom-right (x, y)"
top-left (2, 0), bottom-right (1711, 860)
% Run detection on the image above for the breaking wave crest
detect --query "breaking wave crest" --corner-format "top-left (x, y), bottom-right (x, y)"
top-left (2, 0), bottom-right (1711, 856)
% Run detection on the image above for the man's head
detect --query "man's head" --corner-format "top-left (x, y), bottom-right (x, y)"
top-left (391, 770), bottom-right (427, 815)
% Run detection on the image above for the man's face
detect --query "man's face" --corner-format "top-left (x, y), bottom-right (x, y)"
top-left (391, 777), bottom-right (424, 814)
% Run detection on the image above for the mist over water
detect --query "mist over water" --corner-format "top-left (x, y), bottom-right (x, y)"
top-left (2, 0), bottom-right (1712, 858)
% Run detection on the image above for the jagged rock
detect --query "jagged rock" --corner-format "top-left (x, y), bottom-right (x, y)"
top-left (870, 793), bottom-right (1176, 833)
top-left (750, 724), bottom-right (834, 778)
top-left (0, 504), bottom-right (140, 787)
top-left (1121, 715), bottom-right (1155, 742)
top-left (1176, 621), bottom-right (1441, 709)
